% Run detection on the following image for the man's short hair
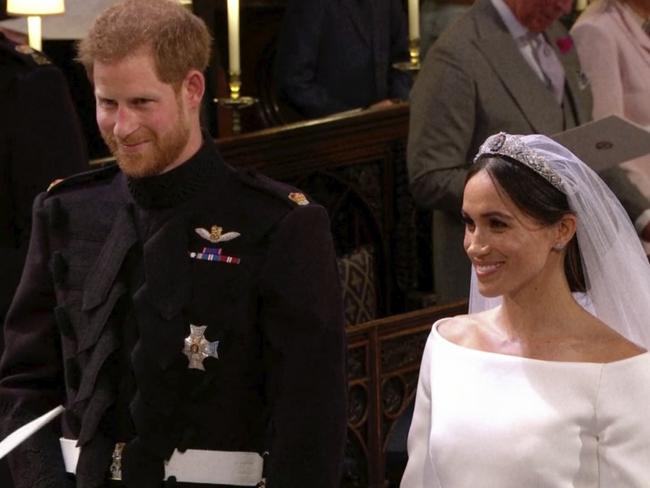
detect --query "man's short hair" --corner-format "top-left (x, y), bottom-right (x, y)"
top-left (77, 0), bottom-right (212, 84)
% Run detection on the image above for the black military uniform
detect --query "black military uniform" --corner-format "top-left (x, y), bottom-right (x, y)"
top-left (0, 26), bottom-right (87, 488)
top-left (0, 31), bottom-right (87, 328)
top-left (0, 136), bottom-right (347, 488)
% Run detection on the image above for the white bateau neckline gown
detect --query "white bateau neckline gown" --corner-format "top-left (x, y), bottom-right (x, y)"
top-left (400, 317), bottom-right (650, 488)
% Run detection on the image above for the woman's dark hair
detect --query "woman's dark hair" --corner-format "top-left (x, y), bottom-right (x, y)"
top-left (467, 155), bottom-right (586, 292)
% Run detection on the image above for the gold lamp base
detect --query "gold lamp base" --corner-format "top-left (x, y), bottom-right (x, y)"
top-left (214, 72), bottom-right (259, 108)
top-left (214, 72), bottom-right (259, 134)
top-left (393, 38), bottom-right (421, 73)
top-left (214, 96), bottom-right (258, 109)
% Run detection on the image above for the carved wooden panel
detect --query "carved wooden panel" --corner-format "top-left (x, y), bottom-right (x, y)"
top-left (216, 104), bottom-right (433, 317)
top-left (344, 301), bottom-right (468, 487)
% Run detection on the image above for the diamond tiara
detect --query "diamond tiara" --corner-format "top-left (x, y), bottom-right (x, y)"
top-left (474, 133), bottom-right (564, 191)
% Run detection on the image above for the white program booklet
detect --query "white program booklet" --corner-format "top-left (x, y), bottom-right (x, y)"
top-left (552, 115), bottom-right (650, 172)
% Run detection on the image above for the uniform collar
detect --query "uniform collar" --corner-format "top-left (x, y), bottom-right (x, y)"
top-left (127, 135), bottom-right (221, 209)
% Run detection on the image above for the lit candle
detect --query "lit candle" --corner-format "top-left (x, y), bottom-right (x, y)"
top-left (576, 0), bottom-right (587, 11)
top-left (408, 0), bottom-right (419, 41)
top-left (227, 0), bottom-right (240, 73)
top-left (27, 16), bottom-right (42, 51)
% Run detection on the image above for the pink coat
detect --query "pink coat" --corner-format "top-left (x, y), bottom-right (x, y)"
top-left (572, 0), bottom-right (650, 206)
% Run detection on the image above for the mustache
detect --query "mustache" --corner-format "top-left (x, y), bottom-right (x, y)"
top-left (102, 130), bottom-right (153, 150)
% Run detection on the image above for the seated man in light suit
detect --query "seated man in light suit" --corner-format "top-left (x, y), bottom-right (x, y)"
top-left (407, 0), bottom-right (650, 303)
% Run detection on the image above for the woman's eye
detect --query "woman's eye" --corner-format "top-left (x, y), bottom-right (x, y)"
top-left (461, 215), bottom-right (475, 231)
top-left (490, 219), bottom-right (507, 229)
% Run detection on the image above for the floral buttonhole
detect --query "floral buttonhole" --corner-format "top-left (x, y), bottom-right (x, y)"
top-left (556, 35), bottom-right (573, 54)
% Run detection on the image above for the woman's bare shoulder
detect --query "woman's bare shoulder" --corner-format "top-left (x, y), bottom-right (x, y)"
top-left (436, 310), bottom-right (495, 347)
top-left (582, 316), bottom-right (646, 362)
top-left (558, 307), bottom-right (647, 362)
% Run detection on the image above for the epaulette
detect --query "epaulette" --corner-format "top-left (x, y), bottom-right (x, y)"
top-left (0, 33), bottom-right (51, 67)
top-left (47, 163), bottom-right (120, 195)
top-left (235, 168), bottom-right (313, 209)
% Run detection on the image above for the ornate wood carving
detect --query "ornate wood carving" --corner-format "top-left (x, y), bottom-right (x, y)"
top-left (216, 104), bottom-right (430, 317)
top-left (345, 301), bottom-right (468, 487)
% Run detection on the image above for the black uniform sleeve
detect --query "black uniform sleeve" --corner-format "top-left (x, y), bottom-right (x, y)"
top-left (258, 204), bottom-right (347, 487)
top-left (9, 62), bottom-right (88, 243)
top-left (1, 49), bottom-right (88, 322)
top-left (0, 193), bottom-right (70, 488)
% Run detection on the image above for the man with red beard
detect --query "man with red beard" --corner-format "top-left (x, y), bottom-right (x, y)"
top-left (0, 1), bottom-right (347, 487)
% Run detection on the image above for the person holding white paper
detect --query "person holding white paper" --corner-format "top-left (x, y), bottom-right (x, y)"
top-left (572, 0), bottom-right (650, 222)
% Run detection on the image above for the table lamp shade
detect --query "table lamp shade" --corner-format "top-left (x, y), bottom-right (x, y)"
top-left (7, 0), bottom-right (64, 15)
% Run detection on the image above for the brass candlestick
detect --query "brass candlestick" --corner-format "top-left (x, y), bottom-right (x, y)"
top-left (393, 38), bottom-right (421, 73)
top-left (214, 72), bottom-right (258, 134)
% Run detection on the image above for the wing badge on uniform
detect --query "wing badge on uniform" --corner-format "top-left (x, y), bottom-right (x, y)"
top-left (183, 324), bottom-right (219, 371)
top-left (195, 225), bottom-right (240, 243)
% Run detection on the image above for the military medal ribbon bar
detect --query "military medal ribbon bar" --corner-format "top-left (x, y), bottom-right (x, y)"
top-left (189, 247), bottom-right (241, 264)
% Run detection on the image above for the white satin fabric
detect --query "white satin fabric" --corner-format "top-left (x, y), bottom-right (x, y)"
top-left (401, 318), bottom-right (650, 488)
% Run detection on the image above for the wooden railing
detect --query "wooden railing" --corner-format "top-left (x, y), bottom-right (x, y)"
top-left (344, 300), bottom-right (468, 488)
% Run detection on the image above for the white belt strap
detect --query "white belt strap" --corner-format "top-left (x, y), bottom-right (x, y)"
top-left (0, 405), bottom-right (65, 459)
top-left (60, 438), bottom-right (264, 486)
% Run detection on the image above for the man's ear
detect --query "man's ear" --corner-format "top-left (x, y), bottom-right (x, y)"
top-left (183, 69), bottom-right (205, 109)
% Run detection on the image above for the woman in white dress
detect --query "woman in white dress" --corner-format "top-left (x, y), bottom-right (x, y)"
top-left (401, 132), bottom-right (650, 488)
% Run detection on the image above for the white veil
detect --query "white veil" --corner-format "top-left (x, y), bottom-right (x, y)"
top-left (469, 133), bottom-right (650, 350)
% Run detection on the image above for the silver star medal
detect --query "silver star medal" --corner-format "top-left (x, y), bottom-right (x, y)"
top-left (183, 324), bottom-right (219, 371)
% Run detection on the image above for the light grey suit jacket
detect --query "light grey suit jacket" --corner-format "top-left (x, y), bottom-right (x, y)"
top-left (407, 0), bottom-right (648, 302)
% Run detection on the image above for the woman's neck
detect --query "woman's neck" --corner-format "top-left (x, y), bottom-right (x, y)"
top-left (497, 271), bottom-right (582, 343)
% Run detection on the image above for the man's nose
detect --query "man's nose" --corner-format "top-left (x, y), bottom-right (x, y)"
top-left (113, 107), bottom-right (138, 139)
